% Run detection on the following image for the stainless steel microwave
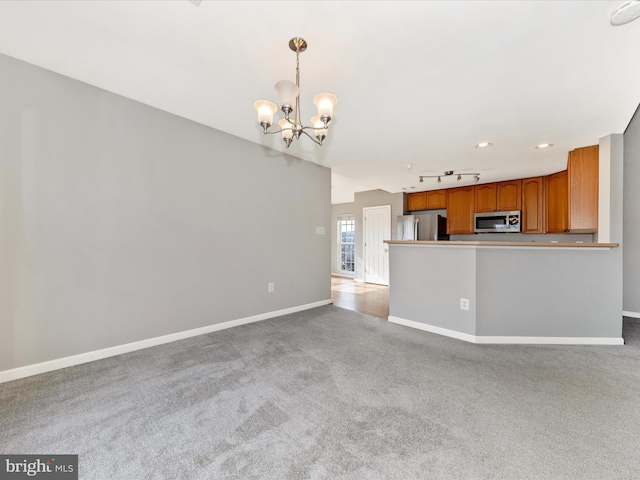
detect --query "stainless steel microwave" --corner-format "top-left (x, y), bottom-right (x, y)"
top-left (474, 211), bottom-right (521, 233)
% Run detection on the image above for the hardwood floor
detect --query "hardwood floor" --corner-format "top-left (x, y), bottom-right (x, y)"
top-left (331, 276), bottom-right (389, 319)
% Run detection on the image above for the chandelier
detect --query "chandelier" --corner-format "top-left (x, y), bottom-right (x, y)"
top-left (419, 171), bottom-right (480, 183)
top-left (253, 37), bottom-right (337, 148)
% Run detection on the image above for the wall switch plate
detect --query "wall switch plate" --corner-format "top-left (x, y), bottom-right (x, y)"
top-left (460, 298), bottom-right (470, 311)
top-left (268, 282), bottom-right (274, 293)
top-left (316, 226), bottom-right (326, 235)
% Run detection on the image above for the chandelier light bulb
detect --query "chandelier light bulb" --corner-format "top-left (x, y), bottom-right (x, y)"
top-left (274, 80), bottom-right (299, 118)
top-left (310, 115), bottom-right (327, 144)
top-left (254, 100), bottom-right (278, 132)
top-left (279, 119), bottom-right (294, 148)
top-left (313, 93), bottom-right (338, 124)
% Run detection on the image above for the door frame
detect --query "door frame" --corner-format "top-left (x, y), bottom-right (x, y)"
top-left (362, 204), bottom-right (391, 285)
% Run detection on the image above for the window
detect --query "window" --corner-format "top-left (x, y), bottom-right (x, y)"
top-left (337, 215), bottom-right (355, 274)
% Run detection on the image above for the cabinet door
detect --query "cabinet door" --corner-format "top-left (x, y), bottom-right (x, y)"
top-left (522, 177), bottom-right (544, 233)
top-left (497, 180), bottom-right (522, 211)
top-left (545, 170), bottom-right (568, 233)
top-left (407, 192), bottom-right (427, 211)
top-left (568, 145), bottom-right (598, 232)
top-left (426, 189), bottom-right (447, 210)
top-left (474, 183), bottom-right (497, 212)
top-left (447, 186), bottom-right (475, 234)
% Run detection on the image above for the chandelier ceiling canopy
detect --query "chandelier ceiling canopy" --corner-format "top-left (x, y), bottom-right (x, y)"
top-left (253, 37), bottom-right (337, 148)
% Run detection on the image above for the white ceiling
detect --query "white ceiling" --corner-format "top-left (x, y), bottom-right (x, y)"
top-left (0, 1), bottom-right (638, 204)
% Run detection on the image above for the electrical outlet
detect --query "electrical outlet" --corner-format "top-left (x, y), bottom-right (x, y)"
top-left (460, 298), bottom-right (470, 311)
top-left (268, 282), bottom-right (275, 293)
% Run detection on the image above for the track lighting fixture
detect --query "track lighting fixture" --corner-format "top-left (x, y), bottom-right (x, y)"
top-left (419, 170), bottom-right (481, 184)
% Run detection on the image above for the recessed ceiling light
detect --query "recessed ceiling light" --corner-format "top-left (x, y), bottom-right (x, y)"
top-left (475, 142), bottom-right (492, 149)
top-left (535, 143), bottom-right (554, 149)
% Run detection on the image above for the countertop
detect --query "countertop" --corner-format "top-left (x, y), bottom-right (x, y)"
top-left (384, 240), bottom-right (619, 248)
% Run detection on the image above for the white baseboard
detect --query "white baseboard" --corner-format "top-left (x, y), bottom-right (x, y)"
top-left (388, 316), bottom-right (624, 346)
top-left (0, 300), bottom-right (332, 384)
top-left (389, 316), bottom-right (477, 343)
top-left (473, 336), bottom-right (623, 345)
top-left (623, 311), bottom-right (640, 319)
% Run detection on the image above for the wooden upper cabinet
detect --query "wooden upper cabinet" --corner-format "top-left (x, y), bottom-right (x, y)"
top-left (568, 145), bottom-right (599, 232)
top-left (497, 180), bottom-right (522, 211)
top-left (406, 192), bottom-right (427, 212)
top-left (545, 170), bottom-right (569, 233)
top-left (426, 189), bottom-right (448, 210)
top-left (447, 186), bottom-right (475, 234)
top-left (522, 177), bottom-right (544, 233)
top-left (544, 145), bottom-right (599, 234)
top-left (474, 183), bottom-right (497, 213)
top-left (406, 190), bottom-right (448, 211)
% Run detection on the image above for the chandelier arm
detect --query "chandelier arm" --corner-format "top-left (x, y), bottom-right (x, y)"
top-left (300, 125), bottom-right (329, 132)
top-left (261, 128), bottom-right (290, 135)
top-left (300, 129), bottom-right (323, 145)
top-left (262, 123), bottom-right (321, 135)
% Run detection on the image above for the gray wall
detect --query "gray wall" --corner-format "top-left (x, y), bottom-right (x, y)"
top-left (0, 53), bottom-right (331, 372)
top-left (475, 248), bottom-right (620, 337)
top-left (331, 202), bottom-right (355, 276)
top-left (388, 244), bottom-right (621, 339)
top-left (624, 106), bottom-right (640, 315)
top-left (389, 245), bottom-right (477, 335)
top-left (353, 189), bottom-right (404, 281)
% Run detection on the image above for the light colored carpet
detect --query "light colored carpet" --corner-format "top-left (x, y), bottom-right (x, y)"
top-left (1, 306), bottom-right (640, 479)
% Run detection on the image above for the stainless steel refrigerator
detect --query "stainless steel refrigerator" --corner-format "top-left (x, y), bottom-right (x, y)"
top-left (397, 214), bottom-right (449, 241)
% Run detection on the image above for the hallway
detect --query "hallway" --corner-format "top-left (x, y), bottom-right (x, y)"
top-left (330, 276), bottom-right (389, 320)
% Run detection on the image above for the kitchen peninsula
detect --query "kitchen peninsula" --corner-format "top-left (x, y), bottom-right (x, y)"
top-left (385, 240), bottom-right (622, 345)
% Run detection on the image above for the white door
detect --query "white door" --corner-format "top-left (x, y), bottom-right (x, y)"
top-left (363, 205), bottom-right (391, 285)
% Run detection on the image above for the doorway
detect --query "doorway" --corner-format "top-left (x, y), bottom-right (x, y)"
top-left (362, 205), bottom-right (391, 285)
top-left (331, 276), bottom-right (389, 319)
